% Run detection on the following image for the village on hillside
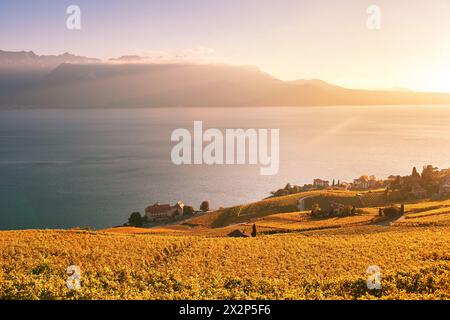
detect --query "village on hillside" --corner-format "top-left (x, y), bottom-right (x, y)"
top-left (270, 165), bottom-right (450, 200)
top-left (125, 165), bottom-right (450, 229)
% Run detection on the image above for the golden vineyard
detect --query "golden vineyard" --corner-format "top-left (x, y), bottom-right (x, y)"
top-left (1, 190), bottom-right (449, 300)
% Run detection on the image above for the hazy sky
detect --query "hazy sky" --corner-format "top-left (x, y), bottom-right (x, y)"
top-left (1, 0), bottom-right (450, 92)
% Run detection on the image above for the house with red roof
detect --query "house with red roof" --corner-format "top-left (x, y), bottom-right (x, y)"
top-left (145, 201), bottom-right (184, 221)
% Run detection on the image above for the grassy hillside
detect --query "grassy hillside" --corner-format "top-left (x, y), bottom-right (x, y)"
top-left (143, 189), bottom-right (405, 233)
top-left (106, 195), bottom-right (450, 237)
top-left (186, 190), bottom-right (362, 228)
top-left (103, 191), bottom-right (450, 237)
top-left (1, 195), bottom-right (449, 300)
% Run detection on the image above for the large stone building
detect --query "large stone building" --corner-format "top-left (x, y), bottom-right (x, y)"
top-left (313, 179), bottom-right (329, 188)
top-left (353, 175), bottom-right (377, 190)
top-left (145, 201), bottom-right (184, 221)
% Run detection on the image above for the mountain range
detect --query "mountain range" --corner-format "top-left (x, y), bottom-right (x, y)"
top-left (2, 50), bottom-right (450, 108)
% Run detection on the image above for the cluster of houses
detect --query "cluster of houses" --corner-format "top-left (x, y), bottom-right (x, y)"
top-left (271, 165), bottom-right (450, 199)
top-left (271, 176), bottom-right (387, 197)
top-left (310, 175), bottom-right (387, 191)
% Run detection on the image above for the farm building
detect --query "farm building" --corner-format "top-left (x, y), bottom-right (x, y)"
top-left (227, 229), bottom-right (250, 238)
top-left (145, 201), bottom-right (184, 221)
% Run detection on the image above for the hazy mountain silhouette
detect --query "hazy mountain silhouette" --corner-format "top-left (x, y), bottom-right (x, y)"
top-left (0, 50), bottom-right (100, 70)
top-left (1, 50), bottom-right (450, 108)
top-left (0, 50), bottom-right (100, 95)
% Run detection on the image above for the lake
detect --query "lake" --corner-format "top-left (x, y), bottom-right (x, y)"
top-left (1, 105), bottom-right (450, 230)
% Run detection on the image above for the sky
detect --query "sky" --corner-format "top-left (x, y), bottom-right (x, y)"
top-left (1, 0), bottom-right (450, 92)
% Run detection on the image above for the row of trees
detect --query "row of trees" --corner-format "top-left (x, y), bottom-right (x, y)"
top-left (390, 165), bottom-right (446, 196)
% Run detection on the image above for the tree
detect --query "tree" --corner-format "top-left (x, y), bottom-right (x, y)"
top-left (183, 205), bottom-right (194, 216)
top-left (390, 176), bottom-right (402, 190)
top-left (128, 212), bottom-right (143, 227)
top-left (421, 165), bottom-right (437, 179)
top-left (421, 165), bottom-right (439, 194)
top-left (332, 179), bottom-right (335, 187)
top-left (411, 167), bottom-right (420, 179)
top-left (251, 224), bottom-right (257, 237)
top-left (200, 201), bottom-right (210, 212)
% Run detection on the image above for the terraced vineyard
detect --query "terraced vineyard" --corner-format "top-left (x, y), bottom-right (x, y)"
top-left (1, 193), bottom-right (449, 300)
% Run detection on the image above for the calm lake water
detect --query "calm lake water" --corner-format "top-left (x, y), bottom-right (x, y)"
top-left (1, 105), bottom-right (450, 230)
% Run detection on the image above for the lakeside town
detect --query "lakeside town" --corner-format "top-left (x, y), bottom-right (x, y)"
top-left (125, 165), bottom-right (450, 228)
top-left (270, 165), bottom-right (450, 198)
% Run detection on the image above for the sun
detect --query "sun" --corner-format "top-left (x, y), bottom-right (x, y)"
top-left (412, 66), bottom-right (450, 93)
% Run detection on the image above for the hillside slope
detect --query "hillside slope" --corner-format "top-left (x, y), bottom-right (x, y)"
top-left (1, 197), bottom-right (449, 299)
top-left (178, 190), bottom-right (377, 229)
top-left (106, 191), bottom-right (450, 237)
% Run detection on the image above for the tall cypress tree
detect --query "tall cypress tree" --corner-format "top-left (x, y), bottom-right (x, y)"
top-left (251, 224), bottom-right (257, 237)
top-left (411, 167), bottom-right (420, 179)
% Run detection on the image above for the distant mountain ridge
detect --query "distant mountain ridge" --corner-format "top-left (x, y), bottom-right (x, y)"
top-left (0, 50), bottom-right (100, 70)
top-left (1, 49), bottom-right (450, 108)
top-left (0, 50), bottom-right (101, 93)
